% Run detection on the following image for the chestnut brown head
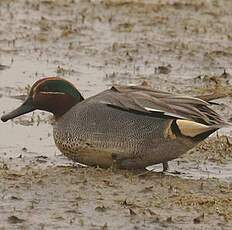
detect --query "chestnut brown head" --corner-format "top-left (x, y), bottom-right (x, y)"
top-left (1, 77), bottom-right (84, 122)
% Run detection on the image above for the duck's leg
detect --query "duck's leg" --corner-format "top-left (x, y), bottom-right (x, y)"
top-left (110, 153), bottom-right (121, 172)
top-left (110, 159), bottom-right (118, 172)
top-left (162, 162), bottom-right (169, 171)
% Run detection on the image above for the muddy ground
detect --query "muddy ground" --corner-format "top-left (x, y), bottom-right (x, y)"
top-left (0, 0), bottom-right (232, 229)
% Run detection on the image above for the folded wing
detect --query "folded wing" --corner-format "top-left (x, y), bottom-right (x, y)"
top-left (93, 85), bottom-right (227, 126)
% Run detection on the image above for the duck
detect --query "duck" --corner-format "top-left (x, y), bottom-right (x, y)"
top-left (1, 77), bottom-right (229, 171)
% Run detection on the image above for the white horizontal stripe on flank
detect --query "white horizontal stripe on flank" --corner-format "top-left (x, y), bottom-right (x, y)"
top-left (163, 112), bottom-right (187, 119)
top-left (144, 107), bottom-right (163, 112)
top-left (144, 107), bottom-right (187, 119)
top-left (99, 100), bottom-right (109, 104)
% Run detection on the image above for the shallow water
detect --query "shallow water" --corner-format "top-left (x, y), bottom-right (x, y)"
top-left (1, 55), bottom-right (231, 181)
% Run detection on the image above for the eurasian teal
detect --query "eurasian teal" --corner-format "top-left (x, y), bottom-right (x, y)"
top-left (1, 77), bottom-right (228, 170)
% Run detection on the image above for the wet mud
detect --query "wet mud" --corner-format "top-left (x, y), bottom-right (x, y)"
top-left (0, 0), bottom-right (232, 229)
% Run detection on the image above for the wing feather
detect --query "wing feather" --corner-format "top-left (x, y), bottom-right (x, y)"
top-left (90, 85), bottom-right (227, 126)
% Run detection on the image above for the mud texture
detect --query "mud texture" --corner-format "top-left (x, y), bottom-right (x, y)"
top-left (0, 0), bottom-right (232, 229)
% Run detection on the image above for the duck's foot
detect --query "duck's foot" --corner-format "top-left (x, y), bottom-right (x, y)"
top-left (109, 158), bottom-right (120, 173)
top-left (162, 162), bottom-right (169, 172)
top-left (72, 161), bottom-right (87, 168)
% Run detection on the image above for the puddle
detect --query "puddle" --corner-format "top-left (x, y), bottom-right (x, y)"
top-left (148, 158), bottom-right (232, 182)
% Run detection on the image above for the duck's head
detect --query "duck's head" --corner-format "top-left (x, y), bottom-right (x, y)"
top-left (1, 77), bottom-right (84, 122)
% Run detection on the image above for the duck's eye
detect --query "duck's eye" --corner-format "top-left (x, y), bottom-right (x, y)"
top-left (43, 85), bottom-right (49, 91)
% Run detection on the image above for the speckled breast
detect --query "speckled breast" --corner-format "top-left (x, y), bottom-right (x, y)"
top-left (52, 100), bottom-right (169, 166)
